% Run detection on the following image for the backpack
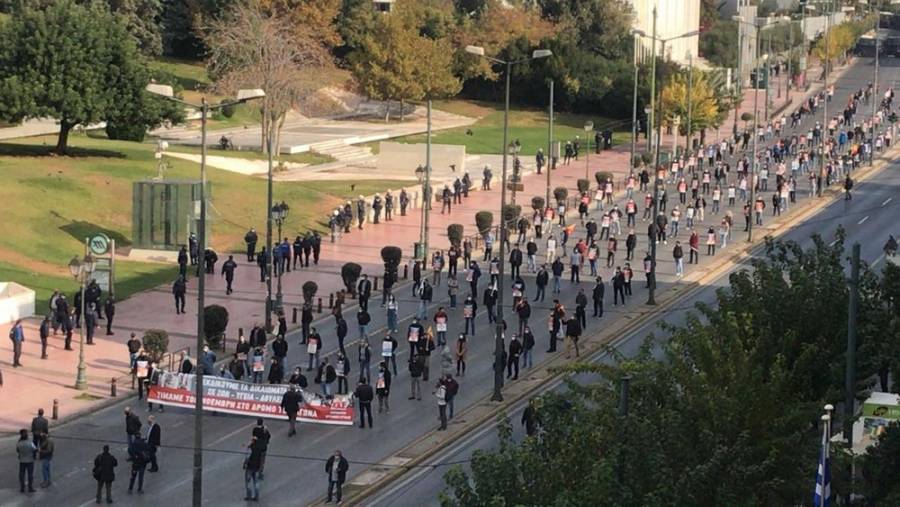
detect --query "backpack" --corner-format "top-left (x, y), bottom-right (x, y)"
top-left (8, 327), bottom-right (15, 340)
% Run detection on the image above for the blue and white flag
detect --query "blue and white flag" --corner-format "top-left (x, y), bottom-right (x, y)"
top-left (813, 421), bottom-right (831, 507)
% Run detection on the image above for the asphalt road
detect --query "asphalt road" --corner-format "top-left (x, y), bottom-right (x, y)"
top-left (364, 100), bottom-right (900, 507)
top-left (2, 54), bottom-right (898, 507)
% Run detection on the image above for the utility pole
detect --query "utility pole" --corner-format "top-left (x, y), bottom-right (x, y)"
top-left (546, 79), bottom-right (554, 206)
top-left (749, 23), bottom-right (760, 243)
top-left (872, 8), bottom-right (880, 166)
top-left (845, 243), bottom-right (860, 444)
top-left (264, 99), bottom-right (273, 332)
top-left (734, 26), bottom-right (743, 136)
top-left (631, 35), bottom-right (639, 172)
top-left (422, 100), bottom-right (433, 263)
top-left (647, 38), bottom-right (667, 306)
top-left (818, 2), bottom-right (831, 196)
top-left (765, 31), bottom-right (772, 123)
top-left (686, 51), bottom-right (693, 153)
top-left (193, 98), bottom-right (208, 507)
top-left (492, 61), bottom-right (512, 403)
top-left (647, 7), bottom-right (657, 154)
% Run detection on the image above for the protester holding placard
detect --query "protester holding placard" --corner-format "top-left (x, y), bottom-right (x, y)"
top-left (381, 334), bottom-right (397, 376)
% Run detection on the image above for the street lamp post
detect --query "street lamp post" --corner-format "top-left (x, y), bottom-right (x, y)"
top-left (584, 120), bottom-right (594, 183)
top-left (630, 34), bottom-right (639, 172)
top-left (672, 116), bottom-right (681, 162)
top-left (509, 141), bottom-right (522, 205)
top-left (419, 100), bottom-right (433, 264)
top-left (686, 52), bottom-right (693, 154)
top-left (271, 201), bottom-right (289, 314)
top-left (145, 84), bottom-right (264, 507)
top-left (546, 79), bottom-right (554, 206)
top-left (68, 253), bottom-right (95, 391)
top-left (465, 45), bottom-right (552, 402)
top-left (871, 4), bottom-right (880, 164)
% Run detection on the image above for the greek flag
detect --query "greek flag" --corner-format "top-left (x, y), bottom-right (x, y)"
top-left (813, 422), bottom-right (831, 507)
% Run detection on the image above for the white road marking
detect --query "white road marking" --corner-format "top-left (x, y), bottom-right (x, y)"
top-left (858, 216), bottom-right (870, 225)
top-left (883, 197), bottom-right (892, 206)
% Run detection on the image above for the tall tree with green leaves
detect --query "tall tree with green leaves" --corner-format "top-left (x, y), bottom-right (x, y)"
top-left (0, 0), bottom-right (178, 153)
top-left (109, 0), bottom-right (164, 56)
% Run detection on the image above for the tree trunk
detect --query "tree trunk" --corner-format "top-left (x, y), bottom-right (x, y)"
top-left (880, 367), bottom-right (889, 392)
top-left (274, 113), bottom-right (286, 157)
top-left (399, 99), bottom-right (405, 122)
top-left (384, 101), bottom-right (391, 123)
top-left (55, 119), bottom-right (71, 155)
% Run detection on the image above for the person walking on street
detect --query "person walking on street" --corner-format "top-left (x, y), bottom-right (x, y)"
top-left (244, 228), bottom-right (258, 262)
top-left (172, 276), bottom-right (186, 314)
top-left (408, 354), bottom-right (424, 400)
top-left (145, 416), bottom-right (160, 472)
top-left (281, 384), bottom-right (303, 437)
top-left (353, 378), bottom-right (375, 428)
top-left (325, 450), bottom-right (350, 504)
top-left (31, 408), bottom-right (49, 446)
top-left (243, 436), bottom-right (265, 502)
top-left (221, 255), bottom-right (237, 295)
top-left (564, 316), bottom-right (581, 359)
top-left (104, 296), bottom-right (116, 335)
top-left (592, 277), bottom-right (605, 317)
top-left (375, 361), bottom-right (392, 413)
top-left (17, 429), bottom-right (36, 494)
top-left (10, 319), bottom-right (24, 367)
top-left (506, 334), bottom-right (522, 380)
top-left (844, 174), bottom-right (854, 200)
top-left (93, 445), bottom-right (118, 504)
top-left (127, 436), bottom-right (149, 494)
top-left (39, 314), bottom-right (50, 358)
top-left (434, 379), bottom-right (449, 430)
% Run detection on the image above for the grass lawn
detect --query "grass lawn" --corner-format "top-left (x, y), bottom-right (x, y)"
top-left (393, 100), bottom-right (631, 156)
top-left (0, 133), bottom-right (410, 308)
top-left (165, 144), bottom-right (336, 166)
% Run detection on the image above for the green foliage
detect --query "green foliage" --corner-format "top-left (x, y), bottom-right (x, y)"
top-left (501, 204), bottom-right (521, 228)
top-left (553, 186), bottom-right (567, 203)
top-left (857, 422), bottom-right (900, 504)
top-left (341, 262), bottom-right (362, 294)
top-left (531, 196), bottom-right (545, 211)
top-left (141, 329), bottom-right (169, 363)
top-left (203, 305), bottom-right (229, 347)
top-left (302, 281), bottom-right (318, 304)
top-left (110, 0), bottom-right (163, 56)
top-left (594, 171), bottom-right (612, 186)
top-left (576, 178), bottom-right (590, 193)
top-left (446, 225), bottom-right (464, 247)
top-left (699, 19), bottom-right (738, 68)
top-left (442, 233), bottom-right (894, 505)
top-left (0, 0), bottom-right (181, 154)
top-left (475, 211), bottom-right (493, 235)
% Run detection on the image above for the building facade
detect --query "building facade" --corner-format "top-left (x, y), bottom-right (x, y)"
top-left (630, 0), bottom-right (701, 65)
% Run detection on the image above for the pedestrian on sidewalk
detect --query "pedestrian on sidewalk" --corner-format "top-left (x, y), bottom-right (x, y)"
top-left (92, 445), bottom-right (117, 504)
top-left (127, 436), bottom-right (149, 495)
top-left (613, 268), bottom-right (626, 305)
top-left (592, 277), bottom-right (605, 318)
top-left (385, 295), bottom-right (399, 333)
top-left (376, 361), bottom-right (392, 412)
top-left (336, 353), bottom-right (350, 394)
top-left (564, 316), bottom-right (581, 359)
top-left (673, 241), bottom-right (684, 277)
top-left (178, 246), bottom-right (188, 277)
top-left (706, 227), bottom-right (717, 255)
top-left (358, 338), bottom-right (372, 382)
top-left (381, 334), bottom-right (398, 375)
top-left (244, 228), bottom-right (258, 262)
top-left (38, 431), bottom-right (53, 488)
top-left (39, 315), bottom-right (50, 359)
top-left (506, 334), bottom-right (522, 380)
top-left (281, 384), bottom-right (302, 436)
top-left (17, 429), bottom-right (36, 494)
top-left (408, 354), bottom-right (424, 400)
top-left (307, 329), bottom-right (321, 371)
top-left (124, 407), bottom-right (142, 450)
top-left (575, 289), bottom-right (587, 328)
top-left (9, 319), bottom-right (24, 367)
top-left (221, 255), bottom-right (237, 295)
top-left (434, 379), bottom-right (448, 430)
top-left (483, 283), bottom-right (498, 323)
top-left (353, 378), bottom-right (375, 428)
top-left (418, 280), bottom-right (432, 320)
top-left (172, 276), bottom-right (186, 314)
top-left (357, 274), bottom-right (372, 312)
top-left (325, 450), bottom-right (349, 504)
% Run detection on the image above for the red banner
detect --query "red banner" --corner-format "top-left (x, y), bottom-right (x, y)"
top-left (147, 372), bottom-right (354, 426)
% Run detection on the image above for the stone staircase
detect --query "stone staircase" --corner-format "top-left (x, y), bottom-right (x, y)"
top-left (309, 139), bottom-right (373, 163)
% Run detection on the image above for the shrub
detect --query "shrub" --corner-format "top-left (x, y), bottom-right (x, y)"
top-left (553, 186), bottom-right (568, 203)
top-left (105, 122), bottom-right (146, 142)
top-left (577, 179), bottom-right (590, 193)
top-left (640, 152), bottom-right (653, 165)
top-left (203, 305), bottom-right (229, 349)
top-left (220, 99), bottom-right (236, 119)
top-left (341, 262), bottom-right (362, 295)
top-left (740, 112), bottom-right (754, 123)
top-left (594, 171), bottom-right (613, 187)
top-left (142, 329), bottom-right (169, 364)
top-left (446, 225), bottom-right (464, 247)
top-left (302, 281), bottom-right (318, 305)
top-left (632, 154), bottom-right (643, 168)
top-left (502, 204), bottom-right (521, 228)
top-left (381, 246), bottom-right (402, 289)
top-left (475, 211), bottom-right (493, 235)
top-left (531, 196), bottom-right (545, 211)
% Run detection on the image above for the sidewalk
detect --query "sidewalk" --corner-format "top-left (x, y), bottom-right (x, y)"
top-left (0, 57), bottom-right (856, 433)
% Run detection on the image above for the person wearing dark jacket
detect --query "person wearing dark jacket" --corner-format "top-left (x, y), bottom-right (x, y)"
top-left (408, 354), bottom-right (424, 400)
top-left (509, 246), bottom-right (523, 279)
top-left (172, 276), bottom-right (186, 314)
top-left (244, 437), bottom-right (265, 501)
top-left (375, 361), bottom-right (392, 412)
top-left (483, 284), bottom-right (498, 323)
top-left (564, 317), bottom-right (582, 359)
top-left (534, 265), bottom-right (549, 302)
top-left (506, 335), bottom-right (522, 380)
top-left (357, 274), bottom-right (372, 311)
top-left (522, 326), bottom-right (535, 368)
top-left (592, 277), bottom-right (605, 317)
top-left (515, 299), bottom-right (531, 335)
top-left (221, 255), bottom-right (238, 295)
top-left (575, 289), bottom-right (588, 328)
top-left (267, 358), bottom-right (284, 384)
top-left (257, 247), bottom-right (269, 283)
top-left (177, 246), bottom-right (188, 277)
top-left (280, 385), bottom-right (304, 436)
top-left (145, 415), bottom-right (161, 472)
top-left (613, 267), bottom-right (627, 305)
top-left (127, 437), bottom-right (149, 494)
top-left (244, 228), bottom-right (258, 262)
top-left (104, 296), bottom-right (116, 335)
top-left (625, 230), bottom-right (637, 260)
top-left (94, 445), bottom-right (118, 504)
top-left (353, 378), bottom-right (375, 428)
top-left (325, 450), bottom-right (350, 504)
top-left (271, 335), bottom-right (288, 367)
top-left (124, 407), bottom-right (142, 448)
top-left (521, 399), bottom-right (540, 437)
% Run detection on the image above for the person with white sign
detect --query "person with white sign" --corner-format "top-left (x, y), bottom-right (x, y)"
top-left (406, 318), bottom-right (424, 358)
top-left (381, 334), bottom-right (397, 375)
top-left (433, 307), bottom-right (448, 346)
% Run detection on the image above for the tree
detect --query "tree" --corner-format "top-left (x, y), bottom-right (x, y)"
top-left (203, 304), bottom-right (229, 348)
top-left (857, 422), bottom-right (900, 505)
top-left (660, 70), bottom-right (720, 136)
top-left (109, 0), bottom-right (164, 56)
top-left (259, 0), bottom-right (342, 49)
top-left (699, 19), bottom-right (738, 68)
top-left (0, 0), bottom-right (178, 154)
top-left (204, 2), bottom-right (337, 154)
top-left (442, 234), bottom-right (886, 506)
top-left (142, 329), bottom-right (169, 363)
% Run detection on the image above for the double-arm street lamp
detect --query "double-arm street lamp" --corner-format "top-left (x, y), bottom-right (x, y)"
top-left (465, 44), bottom-right (552, 402)
top-left (67, 253), bottom-right (95, 391)
top-left (145, 83), bottom-right (265, 507)
top-left (271, 201), bottom-right (289, 314)
top-left (631, 23), bottom-right (700, 306)
top-left (583, 120), bottom-right (594, 183)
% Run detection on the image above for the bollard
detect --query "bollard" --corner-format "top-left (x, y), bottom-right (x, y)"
top-left (52, 399), bottom-right (59, 420)
top-left (111, 377), bottom-right (117, 397)
top-left (318, 297), bottom-right (323, 314)
top-left (374, 276), bottom-right (379, 291)
top-left (292, 307), bottom-right (298, 324)
top-left (329, 293), bottom-right (334, 309)
top-left (403, 264), bottom-right (409, 279)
